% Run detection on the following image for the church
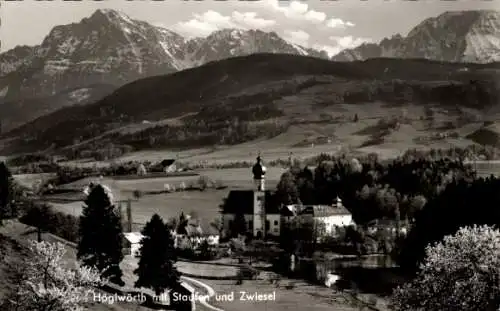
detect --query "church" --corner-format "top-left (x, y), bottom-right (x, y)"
top-left (220, 155), bottom-right (281, 239)
top-left (220, 155), bottom-right (354, 240)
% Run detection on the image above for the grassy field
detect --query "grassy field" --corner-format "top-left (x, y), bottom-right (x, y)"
top-left (13, 173), bottom-right (56, 188)
top-left (176, 261), bottom-right (239, 278)
top-left (43, 167), bottom-right (284, 231)
top-left (48, 102), bottom-right (490, 168)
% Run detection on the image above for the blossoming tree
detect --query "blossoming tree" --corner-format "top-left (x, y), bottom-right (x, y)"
top-left (391, 225), bottom-right (500, 311)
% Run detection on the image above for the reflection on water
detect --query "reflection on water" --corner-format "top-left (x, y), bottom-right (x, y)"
top-left (313, 255), bottom-right (397, 273)
top-left (300, 255), bottom-right (403, 295)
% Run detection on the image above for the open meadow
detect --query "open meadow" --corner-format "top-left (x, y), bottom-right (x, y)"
top-left (37, 167), bottom-right (286, 230)
top-left (51, 102), bottom-right (490, 169)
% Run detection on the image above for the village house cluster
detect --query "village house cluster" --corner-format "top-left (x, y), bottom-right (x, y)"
top-left (122, 156), bottom-right (355, 255)
top-left (221, 156), bottom-right (353, 240)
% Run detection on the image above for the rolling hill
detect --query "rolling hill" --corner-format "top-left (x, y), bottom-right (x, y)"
top-left (0, 84), bottom-right (115, 132)
top-left (2, 54), bottom-right (499, 159)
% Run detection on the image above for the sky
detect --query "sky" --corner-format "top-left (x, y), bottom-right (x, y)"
top-left (1, 0), bottom-right (498, 57)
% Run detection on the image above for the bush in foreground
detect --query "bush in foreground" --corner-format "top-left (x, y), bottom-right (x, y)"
top-left (391, 225), bottom-right (500, 311)
top-left (1, 240), bottom-right (102, 311)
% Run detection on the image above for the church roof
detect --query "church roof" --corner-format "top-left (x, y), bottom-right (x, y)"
top-left (297, 204), bottom-right (351, 217)
top-left (221, 190), bottom-right (280, 214)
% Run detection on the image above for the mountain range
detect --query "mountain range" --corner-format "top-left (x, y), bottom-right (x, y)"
top-left (0, 9), bottom-right (331, 131)
top-left (1, 9), bottom-right (500, 158)
top-left (2, 53), bottom-right (499, 157)
top-left (332, 10), bottom-right (500, 63)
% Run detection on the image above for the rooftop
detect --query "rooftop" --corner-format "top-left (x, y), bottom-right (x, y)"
top-left (297, 204), bottom-right (351, 217)
top-left (124, 232), bottom-right (144, 244)
top-left (221, 190), bottom-right (280, 214)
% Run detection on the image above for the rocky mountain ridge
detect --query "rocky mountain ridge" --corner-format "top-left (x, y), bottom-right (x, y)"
top-left (332, 10), bottom-right (500, 63)
top-left (0, 9), bottom-right (327, 103)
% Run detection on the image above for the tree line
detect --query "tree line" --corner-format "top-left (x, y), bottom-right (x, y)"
top-left (275, 154), bottom-right (475, 224)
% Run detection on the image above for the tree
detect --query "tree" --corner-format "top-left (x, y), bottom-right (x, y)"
top-left (2, 241), bottom-right (102, 311)
top-left (77, 184), bottom-right (124, 286)
top-left (176, 212), bottom-right (188, 235)
top-left (21, 202), bottom-right (53, 242)
top-left (199, 240), bottom-right (212, 260)
top-left (391, 225), bottom-right (500, 311)
top-left (134, 214), bottom-right (179, 295)
top-left (276, 171), bottom-right (300, 205)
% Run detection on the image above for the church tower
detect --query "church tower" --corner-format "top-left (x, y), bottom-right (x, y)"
top-left (252, 154), bottom-right (267, 238)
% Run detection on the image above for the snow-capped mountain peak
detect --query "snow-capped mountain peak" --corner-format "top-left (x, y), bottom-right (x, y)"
top-left (332, 10), bottom-right (500, 63)
top-left (0, 9), bottom-right (328, 101)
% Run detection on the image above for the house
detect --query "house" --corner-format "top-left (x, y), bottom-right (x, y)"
top-left (137, 163), bottom-right (147, 176)
top-left (123, 232), bottom-right (144, 256)
top-left (173, 216), bottom-right (220, 248)
top-left (161, 159), bottom-right (177, 173)
top-left (283, 197), bottom-right (353, 238)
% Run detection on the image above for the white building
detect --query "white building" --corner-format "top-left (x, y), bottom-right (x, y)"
top-left (285, 197), bottom-right (353, 237)
top-left (137, 163), bottom-right (147, 176)
top-left (123, 232), bottom-right (144, 256)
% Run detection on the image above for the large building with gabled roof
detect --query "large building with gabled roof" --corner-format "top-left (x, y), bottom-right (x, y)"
top-left (220, 156), bottom-right (354, 239)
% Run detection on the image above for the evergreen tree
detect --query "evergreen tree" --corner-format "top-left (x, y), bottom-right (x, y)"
top-left (134, 214), bottom-right (179, 295)
top-left (176, 212), bottom-right (188, 235)
top-left (20, 202), bottom-right (52, 242)
top-left (77, 184), bottom-right (124, 286)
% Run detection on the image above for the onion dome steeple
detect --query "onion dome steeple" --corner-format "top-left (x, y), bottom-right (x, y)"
top-left (252, 153), bottom-right (266, 191)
